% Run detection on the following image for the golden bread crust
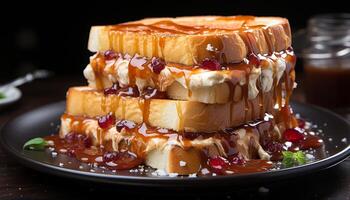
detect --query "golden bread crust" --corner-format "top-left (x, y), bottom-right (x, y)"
top-left (88, 16), bottom-right (291, 65)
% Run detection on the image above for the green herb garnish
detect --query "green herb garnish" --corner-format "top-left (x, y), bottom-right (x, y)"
top-left (23, 137), bottom-right (48, 151)
top-left (282, 151), bottom-right (306, 167)
top-left (0, 92), bottom-right (5, 99)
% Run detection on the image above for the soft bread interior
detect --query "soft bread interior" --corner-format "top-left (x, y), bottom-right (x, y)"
top-left (66, 87), bottom-right (276, 132)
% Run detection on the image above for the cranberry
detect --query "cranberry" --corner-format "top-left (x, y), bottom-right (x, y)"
top-left (102, 151), bottom-right (143, 170)
top-left (298, 119), bottom-right (306, 129)
top-left (65, 132), bottom-right (76, 143)
top-left (247, 53), bottom-right (260, 66)
top-left (151, 58), bottom-right (165, 74)
top-left (208, 156), bottom-right (229, 170)
top-left (200, 59), bottom-right (221, 70)
top-left (116, 120), bottom-right (136, 132)
top-left (104, 50), bottom-right (117, 60)
top-left (265, 141), bottom-right (283, 154)
top-left (67, 149), bottom-right (76, 157)
top-left (76, 134), bottom-right (85, 140)
top-left (103, 151), bottom-right (120, 162)
top-left (98, 113), bottom-right (116, 129)
top-left (228, 153), bottom-right (246, 165)
top-left (83, 137), bottom-right (92, 148)
top-left (104, 83), bottom-right (119, 95)
top-left (284, 129), bottom-right (304, 143)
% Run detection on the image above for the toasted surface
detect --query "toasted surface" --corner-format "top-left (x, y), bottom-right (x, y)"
top-left (88, 16), bottom-right (291, 65)
top-left (59, 114), bottom-right (273, 175)
top-left (66, 87), bottom-right (276, 132)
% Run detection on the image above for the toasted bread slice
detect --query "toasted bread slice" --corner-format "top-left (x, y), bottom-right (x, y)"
top-left (66, 87), bottom-right (276, 132)
top-left (88, 16), bottom-right (291, 65)
top-left (59, 114), bottom-right (275, 175)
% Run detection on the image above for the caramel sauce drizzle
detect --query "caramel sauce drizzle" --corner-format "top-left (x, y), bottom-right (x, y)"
top-left (90, 53), bottom-right (106, 90)
top-left (138, 98), bottom-right (151, 124)
top-left (151, 35), bottom-right (157, 57)
top-left (176, 102), bottom-right (184, 132)
top-left (108, 16), bottom-right (264, 35)
top-left (238, 26), bottom-right (260, 121)
top-left (61, 111), bottom-right (277, 156)
top-left (275, 80), bottom-right (283, 110)
top-left (283, 51), bottom-right (296, 106)
top-left (101, 94), bottom-right (107, 113)
top-left (56, 112), bottom-right (283, 174)
top-left (118, 32), bottom-right (124, 52)
top-left (257, 81), bottom-right (265, 119)
top-left (89, 49), bottom-right (296, 130)
top-left (121, 98), bottom-right (126, 119)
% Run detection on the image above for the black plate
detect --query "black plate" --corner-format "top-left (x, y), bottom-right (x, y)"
top-left (1, 101), bottom-right (350, 187)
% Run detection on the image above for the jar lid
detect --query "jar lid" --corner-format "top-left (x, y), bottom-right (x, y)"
top-left (302, 13), bottom-right (350, 59)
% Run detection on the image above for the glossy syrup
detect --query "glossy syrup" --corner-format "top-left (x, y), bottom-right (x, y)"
top-left (44, 111), bottom-right (324, 176)
top-left (89, 49), bottom-right (296, 133)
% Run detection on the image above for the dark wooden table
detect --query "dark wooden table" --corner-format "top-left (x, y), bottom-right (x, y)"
top-left (0, 75), bottom-right (349, 200)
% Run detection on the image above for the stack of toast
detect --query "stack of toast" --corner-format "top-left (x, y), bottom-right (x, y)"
top-left (59, 16), bottom-right (297, 175)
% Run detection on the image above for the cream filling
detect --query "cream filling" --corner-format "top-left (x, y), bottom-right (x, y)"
top-left (59, 117), bottom-right (271, 161)
top-left (260, 59), bottom-right (274, 93)
top-left (83, 53), bottom-right (288, 100)
top-left (275, 57), bottom-right (287, 84)
top-left (248, 67), bottom-right (261, 100)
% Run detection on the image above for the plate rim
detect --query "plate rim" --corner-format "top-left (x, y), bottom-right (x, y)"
top-left (1, 101), bottom-right (350, 187)
top-left (0, 87), bottom-right (22, 106)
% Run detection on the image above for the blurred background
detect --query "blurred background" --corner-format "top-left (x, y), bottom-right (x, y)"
top-left (0, 0), bottom-right (350, 111)
top-left (0, 0), bottom-right (348, 77)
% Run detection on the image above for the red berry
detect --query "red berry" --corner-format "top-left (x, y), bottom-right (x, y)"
top-left (228, 153), bottom-right (246, 165)
top-left (76, 134), bottom-right (85, 140)
top-left (104, 50), bottom-right (117, 60)
top-left (151, 58), bottom-right (165, 74)
top-left (104, 83), bottom-right (119, 95)
top-left (200, 59), bottom-right (221, 70)
top-left (208, 156), bottom-right (229, 169)
top-left (265, 141), bottom-right (283, 153)
top-left (67, 149), bottom-right (76, 157)
top-left (247, 53), bottom-right (260, 66)
top-left (65, 132), bottom-right (77, 143)
top-left (116, 120), bottom-right (136, 132)
top-left (286, 46), bottom-right (294, 53)
top-left (98, 113), bottom-right (116, 129)
top-left (82, 137), bottom-right (92, 148)
top-left (103, 151), bottom-right (120, 162)
top-left (284, 129), bottom-right (304, 143)
top-left (103, 151), bottom-right (143, 170)
top-left (298, 119), bottom-right (306, 129)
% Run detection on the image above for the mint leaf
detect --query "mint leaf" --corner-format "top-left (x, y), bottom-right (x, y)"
top-left (0, 92), bottom-right (5, 99)
top-left (23, 137), bottom-right (48, 151)
top-left (294, 151), bottom-right (306, 165)
top-left (282, 151), bottom-right (306, 167)
top-left (282, 151), bottom-right (295, 167)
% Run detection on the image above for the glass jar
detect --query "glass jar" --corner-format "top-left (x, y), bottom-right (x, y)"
top-left (302, 13), bottom-right (350, 109)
